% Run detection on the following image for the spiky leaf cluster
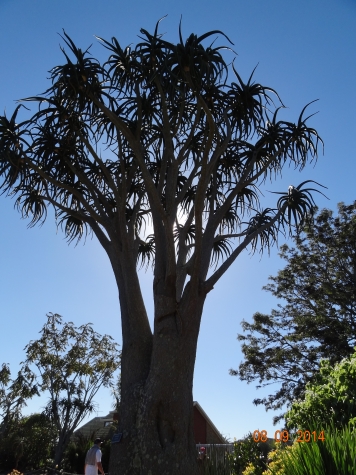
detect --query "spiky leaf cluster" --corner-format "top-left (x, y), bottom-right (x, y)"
top-left (0, 19), bottom-right (326, 291)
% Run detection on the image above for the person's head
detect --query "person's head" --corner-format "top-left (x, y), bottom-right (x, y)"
top-left (198, 446), bottom-right (206, 459)
top-left (94, 437), bottom-right (103, 446)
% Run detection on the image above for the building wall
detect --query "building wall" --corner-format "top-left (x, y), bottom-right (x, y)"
top-left (206, 420), bottom-right (224, 444)
top-left (193, 406), bottom-right (206, 444)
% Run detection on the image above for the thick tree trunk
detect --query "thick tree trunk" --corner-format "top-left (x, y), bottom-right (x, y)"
top-left (109, 291), bottom-right (205, 475)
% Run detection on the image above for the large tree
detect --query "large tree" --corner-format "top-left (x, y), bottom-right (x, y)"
top-left (0, 19), bottom-right (326, 474)
top-left (233, 202), bottom-right (356, 424)
top-left (22, 313), bottom-right (120, 467)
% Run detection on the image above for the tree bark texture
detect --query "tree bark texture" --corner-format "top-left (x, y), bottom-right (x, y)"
top-left (109, 249), bottom-right (207, 475)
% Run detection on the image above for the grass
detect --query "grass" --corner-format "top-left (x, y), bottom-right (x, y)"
top-left (267, 422), bottom-right (356, 475)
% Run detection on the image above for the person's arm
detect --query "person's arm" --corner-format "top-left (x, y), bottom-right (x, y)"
top-left (84, 464), bottom-right (87, 475)
top-left (97, 462), bottom-right (105, 475)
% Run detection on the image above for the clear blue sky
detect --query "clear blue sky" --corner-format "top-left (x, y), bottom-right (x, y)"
top-left (0, 0), bottom-right (355, 442)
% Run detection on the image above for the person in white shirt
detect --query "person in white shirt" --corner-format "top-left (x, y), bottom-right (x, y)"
top-left (84, 438), bottom-right (105, 475)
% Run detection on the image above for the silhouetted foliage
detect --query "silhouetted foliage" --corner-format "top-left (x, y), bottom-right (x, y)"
top-left (234, 202), bottom-right (356, 424)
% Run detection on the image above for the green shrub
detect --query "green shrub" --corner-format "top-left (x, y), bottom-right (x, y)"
top-left (0, 413), bottom-right (55, 471)
top-left (286, 351), bottom-right (356, 431)
top-left (62, 431), bottom-right (96, 473)
top-left (225, 433), bottom-right (271, 475)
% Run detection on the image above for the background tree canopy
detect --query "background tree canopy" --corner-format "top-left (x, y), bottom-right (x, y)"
top-left (233, 202), bottom-right (356, 424)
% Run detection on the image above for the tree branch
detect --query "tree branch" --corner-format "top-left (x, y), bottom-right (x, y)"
top-left (205, 204), bottom-right (287, 291)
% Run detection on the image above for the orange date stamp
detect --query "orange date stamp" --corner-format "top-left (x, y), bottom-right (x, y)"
top-left (253, 429), bottom-right (325, 443)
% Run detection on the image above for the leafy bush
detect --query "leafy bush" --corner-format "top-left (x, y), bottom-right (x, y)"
top-left (286, 350), bottom-right (356, 431)
top-left (0, 413), bottom-right (55, 471)
top-left (226, 433), bottom-right (271, 475)
top-left (261, 444), bottom-right (293, 475)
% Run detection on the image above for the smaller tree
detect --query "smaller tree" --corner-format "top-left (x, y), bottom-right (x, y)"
top-left (285, 349), bottom-right (356, 431)
top-left (22, 313), bottom-right (121, 467)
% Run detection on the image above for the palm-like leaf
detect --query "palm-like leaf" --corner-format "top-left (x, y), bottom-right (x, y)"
top-left (15, 187), bottom-right (47, 227)
top-left (57, 210), bottom-right (90, 244)
top-left (211, 237), bottom-right (233, 268)
top-left (174, 223), bottom-right (196, 246)
top-left (228, 62), bottom-right (283, 138)
top-left (137, 234), bottom-right (155, 270)
top-left (245, 208), bottom-right (280, 254)
top-left (270, 180), bottom-right (329, 233)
